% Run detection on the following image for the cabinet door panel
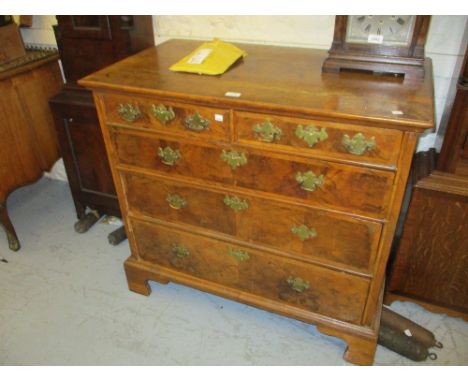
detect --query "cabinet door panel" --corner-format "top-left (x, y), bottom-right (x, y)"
top-left (57, 16), bottom-right (112, 40)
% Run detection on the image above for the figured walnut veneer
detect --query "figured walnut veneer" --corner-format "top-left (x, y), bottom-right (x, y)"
top-left (80, 39), bottom-right (434, 365)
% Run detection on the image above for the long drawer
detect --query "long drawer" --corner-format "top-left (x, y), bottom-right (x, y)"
top-left (131, 218), bottom-right (370, 324)
top-left (112, 128), bottom-right (394, 218)
top-left (234, 111), bottom-right (403, 169)
top-left (123, 172), bottom-right (382, 272)
top-left (102, 93), bottom-right (231, 142)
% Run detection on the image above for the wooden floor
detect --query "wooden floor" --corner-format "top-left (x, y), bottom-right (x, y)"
top-left (0, 176), bottom-right (467, 365)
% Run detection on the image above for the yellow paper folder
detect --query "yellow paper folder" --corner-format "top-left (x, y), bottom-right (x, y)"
top-left (169, 39), bottom-right (247, 75)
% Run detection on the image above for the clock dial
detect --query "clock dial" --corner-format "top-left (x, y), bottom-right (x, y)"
top-left (346, 16), bottom-right (416, 46)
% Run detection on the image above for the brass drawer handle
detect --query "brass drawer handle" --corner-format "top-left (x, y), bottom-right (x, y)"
top-left (342, 133), bottom-right (376, 155)
top-left (295, 125), bottom-right (328, 147)
top-left (223, 195), bottom-right (249, 212)
top-left (184, 113), bottom-right (210, 132)
top-left (228, 248), bottom-right (250, 262)
top-left (253, 121), bottom-right (282, 143)
top-left (158, 146), bottom-right (181, 166)
top-left (287, 276), bottom-right (310, 293)
top-left (295, 171), bottom-right (324, 192)
top-left (220, 149), bottom-right (247, 170)
top-left (151, 103), bottom-right (175, 124)
top-left (117, 103), bottom-right (141, 122)
top-left (291, 224), bottom-right (317, 241)
top-left (171, 243), bottom-right (190, 258)
top-left (166, 193), bottom-right (187, 210)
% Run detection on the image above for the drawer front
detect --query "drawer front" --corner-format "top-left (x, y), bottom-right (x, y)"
top-left (235, 111), bottom-right (403, 168)
top-left (133, 219), bottom-right (253, 295)
top-left (232, 148), bottom-right (394, 218)
top-left (112, 130), bottom-right (394, 218)
top-left (124, 172), bottom-right (237, 236)
top-left (101, 93), bottom-right (230, 141)
top-left (111, 130), bottom-right (234, 185)
top-left (124, 173), bottom-right (382, 271)
top-left (132, 219), bottom-right (370, 324)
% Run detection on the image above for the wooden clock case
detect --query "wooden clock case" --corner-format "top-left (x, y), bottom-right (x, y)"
top-left (323, 16), bottom-right (431, 80)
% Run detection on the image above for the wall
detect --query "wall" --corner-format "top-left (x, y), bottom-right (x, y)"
top-left (18, 15), bottom-right (468, 152)
top-left (15, 15), bottom-right (57, 46)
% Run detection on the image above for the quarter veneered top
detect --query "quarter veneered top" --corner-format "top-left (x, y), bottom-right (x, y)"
top-left (79, 39), bottom-right (434, 132)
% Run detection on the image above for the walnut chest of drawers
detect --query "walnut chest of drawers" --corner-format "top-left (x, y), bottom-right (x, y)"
top-left (80, 39), bottom-right (434, 365)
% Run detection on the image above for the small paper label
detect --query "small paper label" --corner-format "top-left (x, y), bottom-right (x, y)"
top-left (187, 48), bottom-right (212, 65)
top-left (224, 91), bottom-right (241, 98)
top-left (404, 329), bottom-right (413, 337)
top-left (368, 34), bottom-right (384, 44)
top-left (214, 114), bottom-right (224, 122)
top-left (392, 110), bottom-right (404, 115)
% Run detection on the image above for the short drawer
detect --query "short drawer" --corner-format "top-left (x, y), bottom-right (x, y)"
top-left (101, 93), bottom-right (230, 141)
top-left (132, 219), bottom-right (370, 324)
top-left (123, 173), bottom-right (382, 272)
top-left (235, 111), bottom-right (403, 168)
top-left (112, 130), bottom-right (394, 219)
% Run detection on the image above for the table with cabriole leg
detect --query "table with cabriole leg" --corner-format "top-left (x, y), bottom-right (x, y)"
top-left (0, 50), bottom-right (63, 251)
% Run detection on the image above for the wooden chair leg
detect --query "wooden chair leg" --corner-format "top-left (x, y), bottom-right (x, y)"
top-left (0, 203), bottom-right (20, 251)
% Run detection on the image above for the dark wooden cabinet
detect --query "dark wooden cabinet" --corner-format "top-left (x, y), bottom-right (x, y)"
top-left (49, 16), bottom-right (154, 238)
top-left (54, 16), bottom-right (154, 88)
top-left (50, 90), bottom-right (119, 219)
top-left (436, 48), bottom-right (468, 176)
top-left (386, 45), bottom-right (468, 320)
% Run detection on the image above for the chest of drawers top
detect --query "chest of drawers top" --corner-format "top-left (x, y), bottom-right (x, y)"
top-left (80, 39), bottom-right (434, 133)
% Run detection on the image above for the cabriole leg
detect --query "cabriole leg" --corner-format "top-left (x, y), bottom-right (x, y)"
top-left (0, 203), bottom-right (20, 251)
